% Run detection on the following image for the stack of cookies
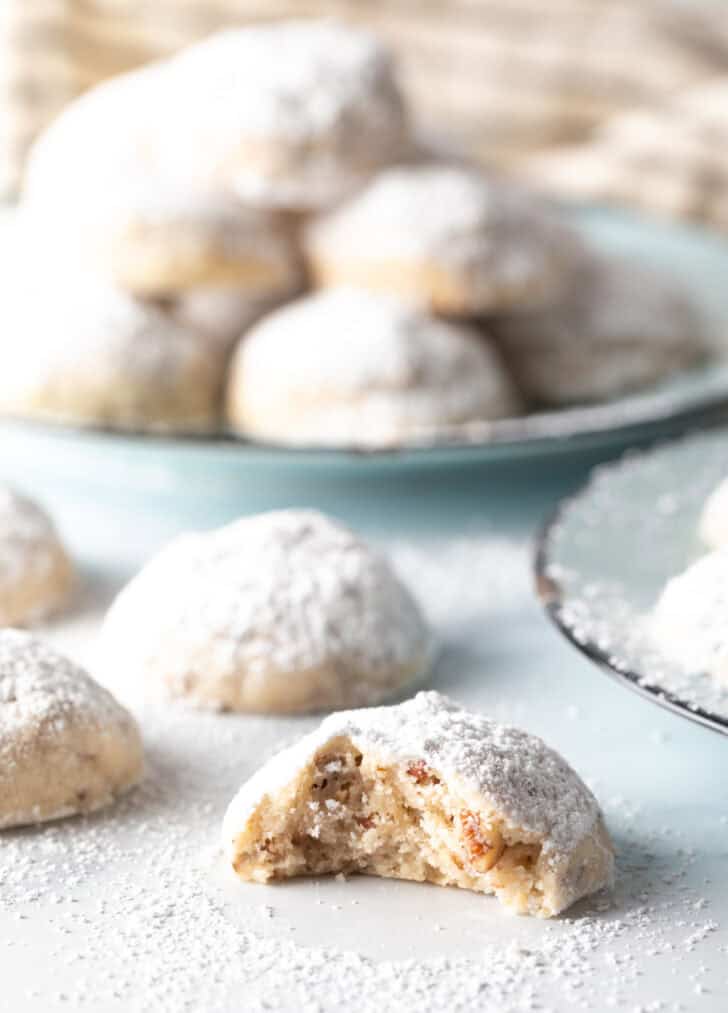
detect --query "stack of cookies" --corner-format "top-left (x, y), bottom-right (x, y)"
top-left (1, 20), bottom-right (709, 449)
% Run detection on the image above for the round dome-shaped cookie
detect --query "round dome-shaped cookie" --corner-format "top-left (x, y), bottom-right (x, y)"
top-left (493, 252), bottom-right (707, 406)
top-left (159, 21), bottom-right (409, 210)
top-left (0, 487), bottom-right (74, 627)
top-left (304, 165), bottom-right (580, 314)
top-left (223, 691), bottom-right (614, 918)
top-left (0, 630), bottom-right (143, 828)
top-left (698, 478), bottom-right (728, 549)
top-left (651, 548), bottom-right (728, 685)
top-left (226, 288), bottom-right (521, 448)
top-left (0, 270), bottom-right (228, 433)
top-left (99, 510), bottom-right (433, 713)
top-left (23, 68), bottom-right (301, 298)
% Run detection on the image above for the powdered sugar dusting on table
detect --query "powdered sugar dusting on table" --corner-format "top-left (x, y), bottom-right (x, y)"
top-left (2, 529), bottom-right (725, 1011)
top-left (0, 698), bottom-right (721, 1012)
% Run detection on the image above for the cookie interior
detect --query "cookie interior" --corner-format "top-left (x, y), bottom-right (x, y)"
top-left (229, 735), bottom-right (549, 916)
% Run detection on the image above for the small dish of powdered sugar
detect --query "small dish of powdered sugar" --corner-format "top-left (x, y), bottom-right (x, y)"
top-left (536, 427), bottom-right (728, 735)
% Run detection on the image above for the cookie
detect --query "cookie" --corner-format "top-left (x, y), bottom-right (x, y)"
top-left (159, 21), bottom-right (409, 210)
top-left (99, 510), bottom-right (432, 714)
top-left (493, 252), bottom-right (707, 406)
top-left (226, 288), bottom-right (521, 448)
top-left (0, 487), bottom-right (74, 627)
top-left (0, 270), bottom-right (228, 433)
top-left (304, 165), bottom-right (580, 315)
top-left (23, 68), bottom-right (302, 296)
top-left (223, 691), bottom-right (614, 918)
top-left (651, 549), bottom-right (728, 685)
top-left (0, 630), bottom-right (142, 829)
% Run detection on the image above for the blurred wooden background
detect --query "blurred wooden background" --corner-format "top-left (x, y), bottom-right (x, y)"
top-left (3, 0), bottom-right (728, 203)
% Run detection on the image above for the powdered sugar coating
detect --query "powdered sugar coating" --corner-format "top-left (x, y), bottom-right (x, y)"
top-left (99, 510), bottom-right (432, 713)
top-left (698, 477), bottom-right (728, 549)
top-left (0, 269), bottom-right (228, 433)
top-left (161, 21), bottom-right (409, 209)
top-left (22, 66), bottom-right (164, 205)
top-left (0, 486), bottom-right (73, 626)
top-left (495, 250), bottom-right (707, 406)
top-left (0, 631), bottom-right (130, 744)
top-left (23, 68), bottom-right (300, 296)
top-left (305, 165), bottom-right (580, 312)
top-left (227, 287), bottom-right (521, 448)
top-left (0, 629), bottom-right (142, 828)
top-left (651, 548), bottom-right (728, 686)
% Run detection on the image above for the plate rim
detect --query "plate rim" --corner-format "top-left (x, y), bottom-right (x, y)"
top-left (3, 371), bottom-right (728, 470)
top-left (533, 461), bottom-right (728, 738)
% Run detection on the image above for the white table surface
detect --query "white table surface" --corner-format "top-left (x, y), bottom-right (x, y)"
top-left (1, 443), bottom-right (727, 1013)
